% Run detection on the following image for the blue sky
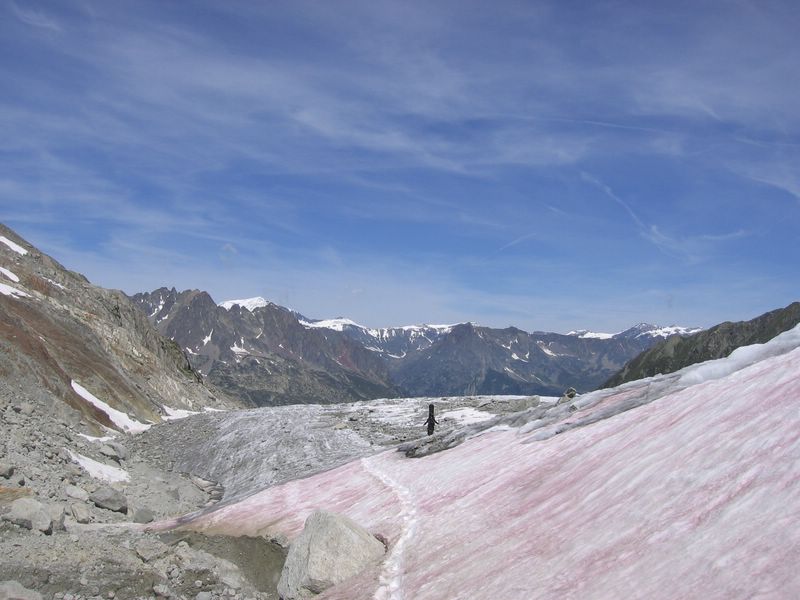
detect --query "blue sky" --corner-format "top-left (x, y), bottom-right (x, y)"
top-left (2, 0), bottom-right (799, 332)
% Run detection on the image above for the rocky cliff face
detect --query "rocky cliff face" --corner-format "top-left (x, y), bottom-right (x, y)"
top-left (132, 289), bottom-right (398, 406)
top-left (0, 224), bottom-right (236, 435)
top-left (603, 301), bottom-right (800, 387)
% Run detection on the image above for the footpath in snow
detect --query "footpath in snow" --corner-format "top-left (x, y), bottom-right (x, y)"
top-left (159, 325), bottom-right (800, 599)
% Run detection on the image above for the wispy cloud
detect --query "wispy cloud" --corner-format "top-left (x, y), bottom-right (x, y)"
top-left (9, 2), bottom-right (61, 31)
top-left (580, 171), bottom-right (648, 230)
top-left (2, 0), bottom-right (798, 331)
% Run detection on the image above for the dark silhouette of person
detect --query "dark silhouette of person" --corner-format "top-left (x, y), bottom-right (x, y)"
top-left (424, 403), bottom-right (439, 436)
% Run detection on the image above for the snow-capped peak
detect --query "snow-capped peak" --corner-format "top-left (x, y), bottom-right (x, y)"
top-left (567, 329), bottom-right (616, 340)
top-left (219, 297), bottom-right (270, 311)
top-left (569, 323), bottom-right (702, 340)
top-left (641, 325), bottom-right (703, 339)
top-left (299, 317), bottom-right (365, 331)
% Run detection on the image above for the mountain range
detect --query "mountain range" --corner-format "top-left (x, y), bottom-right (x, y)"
top-left (132, 287), bottom-right (701, 405)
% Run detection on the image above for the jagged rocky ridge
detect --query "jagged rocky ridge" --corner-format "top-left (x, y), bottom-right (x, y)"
top-left (604, 300), bottom-right (800, 387)
top-left (131, 289), bottom-right (398, 406)
top-left (133, 288), bottom-right (699, 405)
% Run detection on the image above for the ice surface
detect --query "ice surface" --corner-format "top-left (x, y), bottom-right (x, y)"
top-left (67, 450), bottom-right (129, 483)
top-left (162, 406), bottom-right (200, 420)
top-left (439, 407), bottom-right (495, 425)
top-left (77, 433), bottom-right (116, 443)
top-left (0, 266), bottom-right (19, 282)
top-left (165, 325), bottom-right (800, 599)
top-left (0, 235), bottom-right (28, 255)
top-left (0, 282), bottom-right (29, 299)
top-left (71, 381), bottom-right (151, 434)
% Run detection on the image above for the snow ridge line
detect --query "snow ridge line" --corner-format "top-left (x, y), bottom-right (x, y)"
top-left (361, 455), bottom-right (418, 600)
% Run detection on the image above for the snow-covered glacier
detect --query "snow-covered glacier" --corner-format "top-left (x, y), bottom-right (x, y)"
top-left (160, 325), bottom-right (800, 599)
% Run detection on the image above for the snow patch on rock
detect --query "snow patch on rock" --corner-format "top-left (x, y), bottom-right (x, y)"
top-left (71, 381), bottom-right (151, 434)
top-left (67, 449), bottom-right (129, 483)
top-left (0, 235), bottom-right (28, 255)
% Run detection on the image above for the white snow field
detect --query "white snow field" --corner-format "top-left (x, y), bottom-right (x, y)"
top-left (164, 326), bottom-right (800, 599)
top-left (0, 235), bottom-right (28, 255)
top-left (67, 449), bottom-right (129, 483)
top-left (71, 380), bottom-right (151, 434)
top-left (0, 282), bottom-right (30, 299)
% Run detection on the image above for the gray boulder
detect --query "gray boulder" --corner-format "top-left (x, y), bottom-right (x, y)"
top-left (277, 510), bottom-right (385, 599)
top-left (98, 444), bottom-right (121, 461)
top-left (2, 497), bottom-right (52, 534)
top-left (0, 462), bottom-right (14, 479)
top-left (89, 486), bottom-right (128, 513)
top-left (70, 502), bottom-right (91, 524)
top-left (0, 580), bottom-right (43, 600)
top-left (132, 507), bottom-right (155, 524)
top-left (134, 538), bottom-right (170, 563)
top-left (48, 504), bottom-right (66, 532)
top-left (64, 484), bottom-right (89, 501)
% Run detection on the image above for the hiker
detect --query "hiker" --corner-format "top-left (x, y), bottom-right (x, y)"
top-left (424, 403), bottom-right (439, 436)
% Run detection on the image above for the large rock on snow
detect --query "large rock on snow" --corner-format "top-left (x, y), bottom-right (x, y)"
top-left (89, 485), bottom-right (128, 513)
top-left (1, 497), bottom-right (53, 534)
top-left (278, 510), bottom-right (385, 599)
top-left (278, 510), bottom-right (386, 600)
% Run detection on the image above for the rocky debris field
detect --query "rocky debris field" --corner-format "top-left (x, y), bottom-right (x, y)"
top-left (0, 380), bottom-right (285, 600)
top-left (0, 378), bottom-right (557, 599)
top-left (128, 394), bottom-right (551, 502)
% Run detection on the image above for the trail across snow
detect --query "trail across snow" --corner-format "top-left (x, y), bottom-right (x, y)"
top-left (361, 455), bottom-right (418, 600)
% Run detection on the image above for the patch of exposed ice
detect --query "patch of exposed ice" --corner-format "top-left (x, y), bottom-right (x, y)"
top-left (71, 380), bottom-right (151, 434)
top-left (440, 407), bottom-right (495, 425)
top-left (43, 277), bottom-right (66, 290)
top-left (0, 236), bottom-right (27, 255)
top-left (67, 449), bottom-right (129, 483)
top-left (162, 405), bottom-right (201, 420)
top-left (0, 282), bottom-right (30, 299)
top-left (0, 266), bottom-right (19, 282)
top-left (77, 433), bottom-right (116, 443)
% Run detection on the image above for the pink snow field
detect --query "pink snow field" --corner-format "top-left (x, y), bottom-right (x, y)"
top-left (158, 327), bottom-right (800, 599)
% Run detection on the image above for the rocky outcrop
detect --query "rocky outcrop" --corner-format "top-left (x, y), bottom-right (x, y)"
top-left (278, 510), bottom-right (385, 599)
top-left (604, 302), bottom-right (800, 387)
top-left (89, 486), bottom-right (128, 513)
top-left (2, 498), bottom-right (54, 534)
top-left (0, 223), bottom-right (239, 436)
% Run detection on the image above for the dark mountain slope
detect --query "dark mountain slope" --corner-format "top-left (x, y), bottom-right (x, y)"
top-left (604, 301), bottom-right (800, 388)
